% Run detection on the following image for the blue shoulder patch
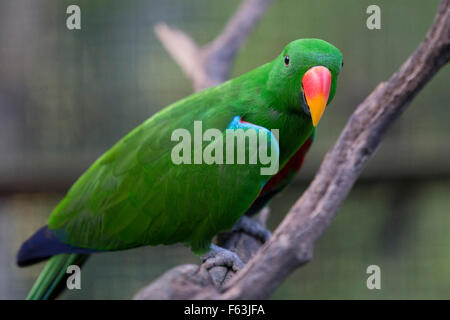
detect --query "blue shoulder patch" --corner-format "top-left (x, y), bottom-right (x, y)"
top-left (226, 115), bottom-right (280, 179)
top-left (227, 115), bottom-right (280, 157)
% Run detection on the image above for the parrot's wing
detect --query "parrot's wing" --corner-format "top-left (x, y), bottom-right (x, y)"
top-left (48, 111), bottom-right (279, 253)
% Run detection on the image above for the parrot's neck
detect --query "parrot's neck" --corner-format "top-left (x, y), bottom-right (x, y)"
top-left (255, 108), bottom-right (314, 170)
top-left (229, 64), bottom-right (314, 169)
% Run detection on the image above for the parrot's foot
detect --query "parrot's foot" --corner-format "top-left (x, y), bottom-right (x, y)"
top-left (201, 244), bottom-right (244, 272)
top-left (232, 216), bottom-right (271, 243)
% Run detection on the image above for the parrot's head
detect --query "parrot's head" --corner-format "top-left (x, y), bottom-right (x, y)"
top-left (267, 39), bottom-right (343, 127)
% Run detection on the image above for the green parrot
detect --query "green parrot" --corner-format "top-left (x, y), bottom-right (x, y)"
top-left (18, 38), bottom-right (343, 299)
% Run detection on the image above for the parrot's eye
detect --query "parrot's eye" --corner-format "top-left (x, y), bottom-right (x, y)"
top-left (284, 55), bottom-right (290, 66)
top-left (341, 60), bottom-right (344, 68)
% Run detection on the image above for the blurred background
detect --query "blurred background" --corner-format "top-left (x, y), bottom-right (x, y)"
top-left (0, 0), bottom-right (449, 299)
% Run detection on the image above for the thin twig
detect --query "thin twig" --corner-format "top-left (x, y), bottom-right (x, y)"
top-left (155, 0), bottom-right (273, 91)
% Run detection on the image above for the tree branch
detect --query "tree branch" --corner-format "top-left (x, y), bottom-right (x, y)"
top-left (155, 0), bottom-right (273, 91)
top-left (135, 0), bottom-right (450, 299)
top-left (133, 208), bottom-right (270, 300)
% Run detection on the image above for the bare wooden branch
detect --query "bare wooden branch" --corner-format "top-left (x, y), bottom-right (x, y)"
top-left (135, 0), bottom-right (450, 300)
top-left (133, 208), bottom-right (269, 299)
top-left (154, 23), bottom-right (205, 88)
top-left (155, 0), bottom-right (273, 91)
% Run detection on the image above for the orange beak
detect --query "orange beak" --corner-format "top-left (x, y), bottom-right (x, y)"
top-left (302, 66), bottom-right (332, 127)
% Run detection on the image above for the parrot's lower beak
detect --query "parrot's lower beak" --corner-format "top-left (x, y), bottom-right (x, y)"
top-left (302, 66), bottom-right (332, 127)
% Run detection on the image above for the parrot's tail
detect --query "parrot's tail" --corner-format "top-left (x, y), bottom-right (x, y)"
top-left (26, 253), bottom-right (89, 300)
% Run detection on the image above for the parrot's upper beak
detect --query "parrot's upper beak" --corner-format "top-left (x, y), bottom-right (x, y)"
top-left (302, 66), bottom-right (332, 127)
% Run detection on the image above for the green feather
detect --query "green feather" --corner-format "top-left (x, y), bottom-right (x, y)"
top-left (27, 254), bottom-right (88, 300)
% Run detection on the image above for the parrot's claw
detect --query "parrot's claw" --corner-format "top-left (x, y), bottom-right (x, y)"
top-left (232, 216), bottom-right (271, 243)
top-left (201, 244), bottom-right (245, 272)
